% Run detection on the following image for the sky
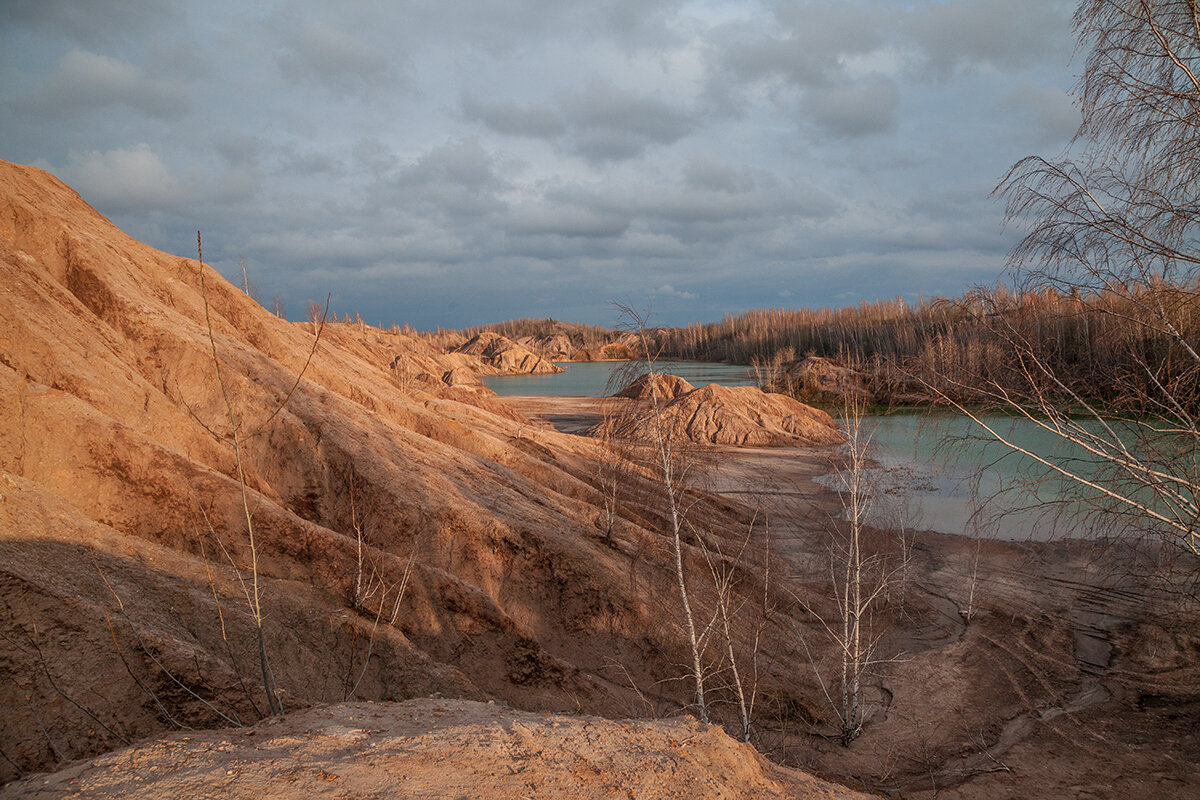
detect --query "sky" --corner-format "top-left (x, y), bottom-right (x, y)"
top-left (0, 0), bottom-right (1081, 330)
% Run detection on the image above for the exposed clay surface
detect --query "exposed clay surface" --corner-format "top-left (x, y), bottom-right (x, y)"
top-left (595, 383), bottom-right (844, 447)
top-left (612, 372), bottom-right (697, 401)
top-left (701, 445), bottom-right (1199, 798)
top-left (0, 161), bottom-right (823, 786)
top-left (4, 699), bottom-right (870, 800)
top-left (454, 331), bottom-right (563, 375)
top-left (786, 356), bottom-right (873, 404)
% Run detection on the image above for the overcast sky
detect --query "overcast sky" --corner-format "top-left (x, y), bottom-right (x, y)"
top-left (1, 0), bottom-right (1080, 329)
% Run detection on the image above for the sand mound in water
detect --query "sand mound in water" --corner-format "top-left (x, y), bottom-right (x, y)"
top-left (598, 342), bottom-right (636, 360)
top-left (613, 372), bottom-right (696, 400)
top-left (454, 331), bottom-right (563, 374)
top-left (3, 699), bottom-right (868, 800)
top-left (787, 356), bottom-right (873, 404)
top-left (598, 384), bottom-right (844, 447)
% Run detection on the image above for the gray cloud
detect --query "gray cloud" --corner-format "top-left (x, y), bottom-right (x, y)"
top-left (1003, 85), bottom-right (1080, 146)
top-left (0, 0), bottom-right (1080, 329)
top-left (507, 204), bottom-right (632, 239)
top-left (654, 283), bottom-right (698, 300)
top-left (58, 143), bottom-right (182, 214)
top-left (24, 49), bottom-right (189, 119)
top-left (3, 0), bottom-right (180, 45)
top-left (559, 80), bottom-right (695, 162)
top-left (802, 75), bottom-right (898, 137)
top-left (277, 23), bottom-right (393, 92)
top-left (684, 155), bottom-right (758, 194)
top-left (902, 0), bottom-right (1073, 74)
top-left (717, 2), bottom-right (883, 89)
top-left (460, 93), bottom-right (566, 140)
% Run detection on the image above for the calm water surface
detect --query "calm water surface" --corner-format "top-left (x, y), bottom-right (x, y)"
top-left (486, 364), bottom-right (1136, 541)
top-left (482, 360), bottom-right (755, 397)
top-left (830, 414), bottom-right (1139, 540)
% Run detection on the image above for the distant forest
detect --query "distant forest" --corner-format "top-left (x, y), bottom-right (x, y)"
top-left (458, 282), bottom-right (1199, 411)
top-left (660, 285), bottom-right (1199, 411)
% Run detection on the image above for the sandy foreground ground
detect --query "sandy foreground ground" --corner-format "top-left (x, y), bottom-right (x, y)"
top-left (511, 395), bottom-right (1200, 799)
top-left (2, 699), bottom-right (868, 800)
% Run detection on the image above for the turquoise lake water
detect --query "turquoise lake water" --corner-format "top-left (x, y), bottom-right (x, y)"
top-left (485, 363), bottom-right (1163, 541)
top-left (833, 413), bottom-right (1158, 540)
top-left (482, 360), bottom-right (756, 397)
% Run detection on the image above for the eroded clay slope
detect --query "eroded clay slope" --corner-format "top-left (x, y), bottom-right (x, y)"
top-left (0, 161), bottom-right (822, 783)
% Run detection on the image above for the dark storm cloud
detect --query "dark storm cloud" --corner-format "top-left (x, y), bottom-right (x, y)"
top-left (0, 0), bottom-right (1080, 329)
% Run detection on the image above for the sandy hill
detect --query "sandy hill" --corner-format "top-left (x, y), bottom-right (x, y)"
top-left (3, 699), bottom-right (869, 799)
top-left (454, 331), bottom-right (563, 374)
top-left (786, 356), bottom-right (873, 405)
top-left (613, 371), bottom-right (696, 401)
top-left (514, 332), bottom-right (576, 360)
top-left (0, 161), bottom-right (843, 789)
top-left (595, 383), bottom-right (844, 447)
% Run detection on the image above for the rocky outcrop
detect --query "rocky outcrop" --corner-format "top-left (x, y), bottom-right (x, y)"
top-left (454, 331), bottom-right (563, 375)
top-left (442, 365), bottom-right (481, 387)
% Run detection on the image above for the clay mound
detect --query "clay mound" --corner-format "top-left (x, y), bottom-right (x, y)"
top-left (598, 341), bottom-right (635, 360)
top-left (571, 347), bottom-right (595, 361)
top-left (4, 699), bottom-right (868, 800)
top-left (454, 332), bottom-right (563, 375)
top-left (0, 159), bottom-right (836, 786)
top-left (514, 332), bottom-right (575, 360)
top-left (600, 384), bottom-right (844, 447)
top-left (442, 365), bottom-right (480, 386)
top-left (788, 356), bottom-right (873, 404)
top-left (613, 371), bottom-right (696, 401)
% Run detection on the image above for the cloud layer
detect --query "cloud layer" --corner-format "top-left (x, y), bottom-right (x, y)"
top-left (0, 0), bottom-right (1079, 328)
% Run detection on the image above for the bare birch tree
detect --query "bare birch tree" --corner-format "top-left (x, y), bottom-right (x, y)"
top-left (985, 0), bottom-right (1200, 565)
top-left (795, 397), bottom-right (897, 745)
top-left (194, 233), bottom-right (328, 716)
top-left (616, 303), bottom-right (709, 723)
